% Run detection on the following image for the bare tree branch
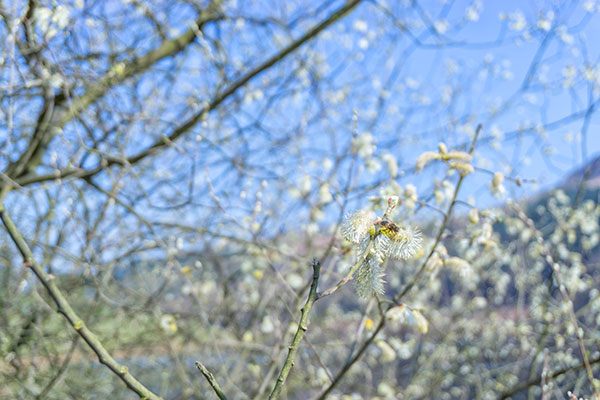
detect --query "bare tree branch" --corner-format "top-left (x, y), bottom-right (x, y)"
top-left (195, 361), bottom-right (229, 400)
top-left (268, 259), bottom-right (321, 400)
top-left (0, 202), bottom-right (163, 400)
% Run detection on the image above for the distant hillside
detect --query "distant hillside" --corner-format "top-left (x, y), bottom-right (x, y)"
top-left (561, 154), bottom-right (600, 192)
top-left (524, 155), bottom-right (600, 233)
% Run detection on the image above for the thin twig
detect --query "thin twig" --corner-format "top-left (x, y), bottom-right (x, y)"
top-left (541, 348), bottom-right (550, 400)
top-left (36, 336), bottom-right (79, 400)
top-left (0, 203), bottom-right (163, 400)
top-left (394, 123), bottom-right (481, 302)
top-left (499, 353), bottom-right (600, 399)
top-left (268, 259), bottom-right (321, 400)
top-left (343, 298), bottom-right (375, 365)
top-left (195, 362), bottom-right (229, 400)
top-left (316, 318), bottom-right (385, 399)
top-left (317, 241), bottom-right (372, 299)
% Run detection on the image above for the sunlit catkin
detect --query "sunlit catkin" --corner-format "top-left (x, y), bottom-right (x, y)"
top-left (341, 204), bottom-right (422, 298)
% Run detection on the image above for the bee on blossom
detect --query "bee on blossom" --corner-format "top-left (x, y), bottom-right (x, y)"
top-left (341, 200), bottom-right (422, 298)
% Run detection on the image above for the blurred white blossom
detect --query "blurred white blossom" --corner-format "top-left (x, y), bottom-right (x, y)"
top-left (434, 20), bottom-right (449, 34)
top-left (382, 153), bottom-right (398, 177)
top-left (412, 310), bottom-right (429, 334)
top-left (352, 132), bottom-right (376, 159)
top-left (376, 339), bottom-right (397, 361)
top-left (509, 11), bottom-right (527, 31)
top-left (318, 183), bottom-right (333, 204)
top-left (490, 172), bottom-right (506, 198)
top-left (160, 314), bottom-right (178, 333)
top-left (416, 151), bottom-right (440, 171)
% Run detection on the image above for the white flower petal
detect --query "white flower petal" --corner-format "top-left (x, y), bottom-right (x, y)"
top-left (354, 256), bottom-right (385, 298)
top-left (388, 226), bottom-right (423, 259)
top-left (341, 209), bottom-right (375, 243)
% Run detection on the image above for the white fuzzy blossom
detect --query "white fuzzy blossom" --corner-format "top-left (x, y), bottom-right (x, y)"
top-left (416, 146), bottom-right (472, 173)
top-left (444, 256), bottom-right (471, 269)
top-left (449, 161), bottom-right (474, 177)
top-left (353, 19), bottom-right (368, 32)
top-left (490, 172), bottom-right (506, 198)
top-left (355, 255), bottom-right (386, 297)
top-left (376, 339), bottom-right (397, 361)
top-left (509, 11), bottom-right (527, 31)
top-left (411, 310), bottom-right (429, 334)
top-left (387, 304), bottom-right (410, 323)
top-left (318, 183), bottom-right (333, 204)
top-left (434, 20), bottom-right (449, 34)
top-left (382, 153), bottom-right (399, 177)
top-left (466, 2), bottom-right (482, 21)
top-left (444, 151), bottom-right (472, 162)
top-left (416, 151), bottom-right (440, 172)
top-left (341, 209), bottom-right (375, 244)
top-left (438, 142), bottom-right (448, 154)
top-left (404, 184), bottom-right (418, 202)
top-left (404, 184), bottom-right (418, 210)
top-left (160, 314), bottom-right (178, 333)
top-left (300, 175), bottom-right (312, 193)
top-left (352, 132), bottom-right (376, 159)
top-left (341, 209), bottom-right (423, 298)
top-left (468, 208), bottom-right (480, 224)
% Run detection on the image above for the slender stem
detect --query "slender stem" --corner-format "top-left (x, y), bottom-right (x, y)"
top-left (0, 203), bottom-right (163, 400)
top-left (317, 240), bottom-right (372, 299)
top-left (268, 260), bottom-right (321, 400)
top-left (195, 362), bottom-right (228, 400)
top-left (36, 336), bottom-right (79, 400)
top-left (499, 353), bottom-right (600, 400)
top-left (343, 298), bottom-right (376, 365)
top-left (316, 318), bottom-right (385, 400)
top-left (394, 124), bottom-right (481, 302)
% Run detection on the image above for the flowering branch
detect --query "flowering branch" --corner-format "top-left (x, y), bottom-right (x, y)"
top-left (316, 125), bottom-right (482, 398)
top-left (271, 197), bottom-right (419, 397)
top-left (317, 240), bottom-right (373, 299)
